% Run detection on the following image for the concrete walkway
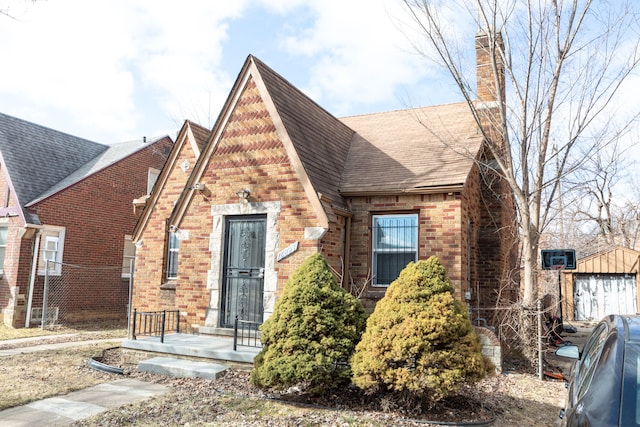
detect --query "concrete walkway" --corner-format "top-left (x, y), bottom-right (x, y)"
top-left (0, 333), bottom-right (255, 425)
top-left (0, 335), bottom-right (168, 426)
top-left (0, 378), bottom-right (168, 426)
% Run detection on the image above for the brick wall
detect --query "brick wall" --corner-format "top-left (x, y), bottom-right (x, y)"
top-left (0, 162), bottom-right (39, 326)
top-left (0, 216), bottom-right (35, 327)
top-left (170, 77), bottom-right (327, 331)
top-left (475, 31), bottom-right (505, 105)
top-left (319, 214), bottom-right (347, 284)
top-left (131, 133), bottom-right (202, 329)
top-left (348, 192), bottom-right (471, 312)
top-left (11, 137), bottom-right (174, 326)
top-left (475, 29), bottom-right (519, 321)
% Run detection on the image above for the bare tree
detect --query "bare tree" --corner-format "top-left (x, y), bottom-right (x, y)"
top-left (566, 138), bottom-right (637, 248)
top-left (401, 0), bottom-right (640, 308)
top-left (1, 0), bottom-right (42, 19)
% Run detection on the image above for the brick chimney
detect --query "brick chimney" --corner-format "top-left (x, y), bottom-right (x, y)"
top-left (474, 29), bottom-right (517, 317)
top-left (475, 29), bottom-right (506, 143)
top-left (475, 29), bottom-right (505, 107)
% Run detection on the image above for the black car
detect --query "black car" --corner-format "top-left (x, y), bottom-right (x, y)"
top-left (556, 314), bottom-right (640, 426)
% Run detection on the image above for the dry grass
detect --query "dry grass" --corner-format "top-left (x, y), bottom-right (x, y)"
top-left (0, 341), bottom-right (121, 410)
top-left (72, 368), bottom-right (567, 427)
top-left (0, 323), bottom-right (127, 347)
top-left (0, 324), bottom-right (127, 344)
top-left (0, 332), bottom-right (568, 426)
top-left (0, 323), bottom-right (63, 340)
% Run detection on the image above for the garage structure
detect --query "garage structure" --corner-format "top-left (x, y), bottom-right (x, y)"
top-left (561, 247), bottom-right (640, 321)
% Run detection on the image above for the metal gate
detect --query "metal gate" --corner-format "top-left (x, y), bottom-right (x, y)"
top-left (574, 274), bottom-right (637, 321)
top-left (220, 215), bottom-right (266, 328)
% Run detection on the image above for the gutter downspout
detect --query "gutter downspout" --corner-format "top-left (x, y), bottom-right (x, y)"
top-left (25, 229), bottom-right (42, 328)
top-left (344, 215), bottom-right (351, 289)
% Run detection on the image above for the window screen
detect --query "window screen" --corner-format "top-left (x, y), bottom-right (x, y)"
top-left (372, 214), bottom-right (418, 286)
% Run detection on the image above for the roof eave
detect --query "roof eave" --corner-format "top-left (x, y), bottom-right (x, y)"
top-left (133, 125), bottom-right (197, 242)
top-left (339, 183), bottom-right (465, 197)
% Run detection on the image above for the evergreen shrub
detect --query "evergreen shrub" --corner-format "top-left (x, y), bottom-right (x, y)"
top-left (351, 256), bottom-right (491, 401)
top-left (250, 253), bottom-right (367, 392)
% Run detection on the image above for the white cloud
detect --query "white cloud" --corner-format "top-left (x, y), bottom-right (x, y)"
top-left (129, 1), bottom-right (246, 129)
top-left (0, 1), bottom-right (139, 138)
top-left (0, 0), bottom-right (247, 141)
top-left (271, 0), bottom-right (465, 115)
top-left (0, 0), bottom-right (465, 141)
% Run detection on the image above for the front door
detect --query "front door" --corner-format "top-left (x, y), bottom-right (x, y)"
top-left (220, 215), bottom-right (266, 328)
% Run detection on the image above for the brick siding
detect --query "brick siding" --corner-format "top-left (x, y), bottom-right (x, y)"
top-left (0, 138), bottom-right (172, 327)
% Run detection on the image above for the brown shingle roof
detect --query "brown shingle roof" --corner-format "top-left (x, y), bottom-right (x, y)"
top-left (252, 57), bottom-right (354, 209)
top-left (187, 120), bottom-right (211, 152)
top-left (339, 103), bottom-right (483, 195)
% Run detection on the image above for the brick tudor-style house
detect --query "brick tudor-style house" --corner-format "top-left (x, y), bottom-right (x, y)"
top-left (0, 113), bottom-right (173, 328)
top-left (130, 31), bottom-right (518, 337)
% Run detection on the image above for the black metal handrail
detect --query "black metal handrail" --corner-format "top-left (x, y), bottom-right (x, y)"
top-left (131, 309), bottom-right (180, 343)
top-left (233, 315), bottom-right (262, 351)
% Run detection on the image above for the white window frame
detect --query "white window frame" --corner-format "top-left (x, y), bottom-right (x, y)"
top-left (0, 226), bottom-right (7, 275)
top-left (371, 213), bottom-right (418, 287)
top-left (147, 168), bottom-right (160, 194)
top-left (38, 226), bottom-right (65, 276)
top-left (166, 231), bottom-right (179, 280)
top-left (122, 235), bottom-right (135, 278)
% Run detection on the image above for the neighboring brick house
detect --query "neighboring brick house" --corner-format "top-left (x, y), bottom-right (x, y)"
top-left (0, 112), bottom-right (173, 327)
top-left (131, 31), bottom-right (517, 335)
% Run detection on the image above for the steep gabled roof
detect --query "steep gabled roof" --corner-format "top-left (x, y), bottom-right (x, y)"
top-left (339, 103), bottom-right (483, 195)
top-left (252, 57), bottom-right (354, 210)
top-left (171, 55), bottom-right (485, 227)
top-left (0, 112), bottom-right (173, 226)
top-left (187, 120), bottom-right (210, 153)
top-left (0, 112), bottom-right (108, 224)
top-left (133, 120), bottom-right (210, 241)
top-left (171, 55), bottom-right (354, 228)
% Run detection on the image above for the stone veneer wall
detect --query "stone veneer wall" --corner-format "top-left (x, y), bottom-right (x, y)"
top-left (475, 326), bottom-right (502, 373)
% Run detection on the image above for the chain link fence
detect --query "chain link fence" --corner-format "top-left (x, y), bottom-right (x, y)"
top-left (29, 260), bottom-right (131, 329)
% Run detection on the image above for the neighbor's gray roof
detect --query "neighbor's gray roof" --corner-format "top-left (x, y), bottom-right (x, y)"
top-left (27, 135), bottom-right (168, 206)
top-left (0, 112), bottom-right (167, 225)
top-left (0, 112), bottom-right (109, 224)
top-left (339, 103), bottom-right (483, 195)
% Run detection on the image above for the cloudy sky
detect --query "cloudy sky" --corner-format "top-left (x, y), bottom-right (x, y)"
top-left (0, 0), bottom-right (464, 144)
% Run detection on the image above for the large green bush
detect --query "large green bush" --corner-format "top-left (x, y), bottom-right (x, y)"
top-left (250, 253), bottom-right (367, 392)
top-left (351, 256), bottom-right (490, 401)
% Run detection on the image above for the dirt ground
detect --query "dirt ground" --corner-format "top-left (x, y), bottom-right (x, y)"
top-left (70, 346), bottom-right (569, 427)
top-left (0, 326), bottom-right (578, 427)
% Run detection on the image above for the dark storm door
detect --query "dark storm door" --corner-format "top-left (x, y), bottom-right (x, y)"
top-left (220, 215), bottom-right (266, 328)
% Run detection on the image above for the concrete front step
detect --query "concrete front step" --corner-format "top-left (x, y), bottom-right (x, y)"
top-left (138, 357), bottom-right (228, 380)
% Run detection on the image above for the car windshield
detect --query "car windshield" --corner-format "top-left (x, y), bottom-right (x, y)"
top-left (621, 342), bottom-right (640, 425)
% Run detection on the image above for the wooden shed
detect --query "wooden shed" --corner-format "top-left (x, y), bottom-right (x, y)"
top-left (561, 247), bottom-right (640, 321)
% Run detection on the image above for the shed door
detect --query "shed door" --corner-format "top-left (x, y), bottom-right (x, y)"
top-left (220, 215), bottom-right (266, 328)
top-left (574, 274), bottom-right (637, 321)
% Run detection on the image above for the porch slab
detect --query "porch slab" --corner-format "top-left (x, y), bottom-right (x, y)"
top-left (138, 357), bottom-right (228, 380)
top-left (121, 333), bottom-right (261, 365)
